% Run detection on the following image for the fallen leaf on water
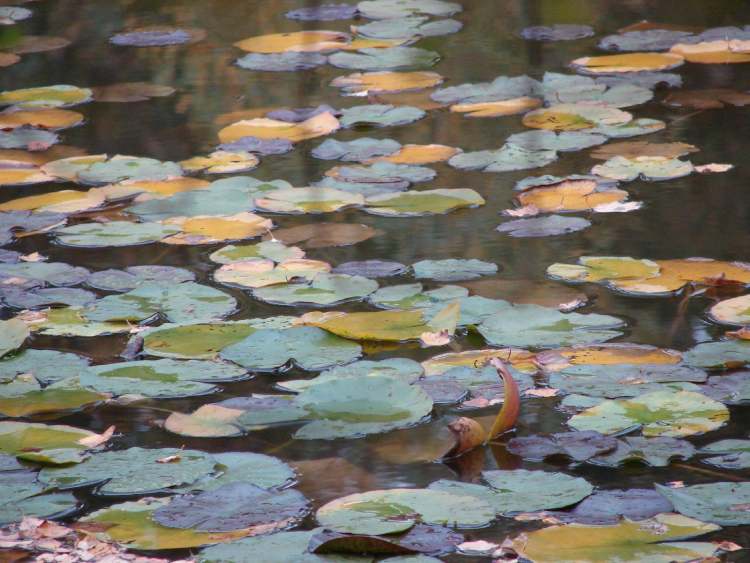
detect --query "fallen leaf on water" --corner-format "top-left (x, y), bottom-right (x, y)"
top-left (590, 141), bottom-right (698, 160)
top-left (156, 454), bottom-right (181, 463)
top-left (663, 88), bottom-right (750, 109)
top-left (76, 425), bottom-right (115, 448)
top-left (218, 112), bottom-right (340, 143)
top-left (524, 388), bottom-right (559, 398)
top-left (503, 204), bottom-right (539, 217)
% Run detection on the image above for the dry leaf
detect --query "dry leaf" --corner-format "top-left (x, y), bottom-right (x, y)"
top-left (695, 163), bottom-right (733, 173)
top-left (503, 204), bottom-right (540, 217)
top-left (486, 358), bottom-right (521, 441)
top-left (155, 454), bottom-right (181, 464)
top-left (77, 425), bottom-right (115, 448)
top-left (441, 416), bottom-right (486, 459)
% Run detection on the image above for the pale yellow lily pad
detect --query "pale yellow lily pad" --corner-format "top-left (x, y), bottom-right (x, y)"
top-left (299, 309), bottom-right (438, 342)
top-left (330, 71), bottom-right (444, 95)
top-left (180, 151), bottom-right (259, 174)
top-left (234, 30), bottom-right (350, 53)
top-left (214, 259), bottom-right (331, 289)
top-left (218, 112), bottom-right (340, 143)
top-left (0, 109), bottom-right (84, 130)
top-left (451, 96), bottom-right (542, 118)
top-left (571, 52), bottom-right (685, 74)
top-left (708, 294), bottom-right (750, 326)
top-left (0, 189), bottom-right (106, 214)
top-left (162, 213), bottom-right (273, 245)
top-left (367, 143), bottom-right (461, 164)
top-left (671, 40), bottom-right (750, 64)
top-left (516, 179), bottom-right (630, 213)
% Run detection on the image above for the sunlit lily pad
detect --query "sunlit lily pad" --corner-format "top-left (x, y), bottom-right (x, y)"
top-left (514, 176), bottom-right (629, 213)
top-left (219, 112), bottom-right (340, 143)
top-left (670, 40), bottom-right (750, 64)
top-left (0, 6), bottom-right (31, 25)
top-left (252, 273), bottom-right (378, 306)
top-left (0, 420), bottom-right (97, 459)
top-left (80, 359), bottom-right (247, 398)
top-left (39, 447), bottom-right (216, 495)
top-left (568, 390), bottom-right (729, 437)
top-left (210, 241), bottom-right (304, 264)
top-left (591, 436), bottom-right (697, 467)
top-left (522, 103), bottom-right (632, 131)
top-left (599, 29), bottom-right (695, 52)
top-left (331, 71), bottom-right (443, 96)
top-left (86, 265), bottom-right (194, 292)
top-left (572, 52), bottom-right (685, 74)
top-left (0, 127), bottom-right (59, 150)
top-left (370, 144), bottom-right (460, 164)
top-left (708, 295), bottom-right (750, 326)
top-left (180, 151), bottom-right (259, 174)
top-left (497, 215), bottom-right (592, 237)
top-left (429, 470), bottom-right (594, 514)
top-left (80, 498), bottom-right (253, 550)
top-left (220, 326), bottom-right (361, 371)
top-left (477, 304), bottom-right (624, 348)
top-left (592, 155), bottom-right (694, 181)
top-left (0, 349), bottom-right (90, 385)
top-left (0, 319), bottom-right (28, 358)
top-left (656, 482), bottom-right (750, 525)
top-left (0, 85), bottom-right (92, 109)
top-left (110, 26), bottom-right (206, 47)
top-left (522, 24), bottom-right (594, 41)
top-left (329, 47), bottom-right (440, 71)
top-left (162, 213), bottom-right (273, 245)
top-left (215, 259), bottom-right (330, 289)
top-left (234, 30), bottom-right (351, 54)
top-left (300, 309), bottom-right (443, 342)
top-left (339, 104), bottom-right (425, 128)
top-left (317, 487), bottom-right (492, 535)
top-left (254, 187), bottom-right (363, 214)
top-left (236, 52), bottom-right (328, 71)
top-left (313, 138), bottom-right (401, 161)
top-left (354, 16), bottom-right (461, 40)
top-left (412, 259), bottom-right (497, 282)
top-left (54, 221), bottom-right (180, 247)
top-left (0, 108), bottom-right (84, 130)
top-left (364, 189), bottom-right (484, 216)
top-left (509, 513), bottom-right (719, 563)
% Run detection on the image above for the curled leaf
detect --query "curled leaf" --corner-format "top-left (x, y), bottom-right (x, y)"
top-left (486, 359), bottom-right (520, 441)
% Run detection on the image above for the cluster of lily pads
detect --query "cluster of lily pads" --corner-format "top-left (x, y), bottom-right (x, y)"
top-left (2, 0), bottom-right (750, 561)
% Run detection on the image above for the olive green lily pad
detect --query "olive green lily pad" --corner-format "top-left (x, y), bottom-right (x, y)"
top-left (140, 317), bottom-right (296, 359)
top-left (477, 304), bottom-right (625, 348)
top-left (317, 488), bottom-right (495, 535)
top-left (220, 326), bottom-right (361, 371)
top-left (277, 358), bottom-right (424, 393)
top-left (683, 340), bottom-right (750, 370)
top-left (0, 319), bottom-right (28, 358)
top-left (413, 259), bottom-right (498, 282)
top-left (429, 469), bottom-right (593, 515)
top-left (509, 513), bottom-right (720, 563)
top-left (656, 482), bottom-right (750, 526)
top-left (364, 189), bottom-right (485, 216)
top-left (369, 283), bottom-right (467, 311)
top-left (568, 390), bottom-right (729, 437)
top-left (0, 85), bottom-right (93, 109)
top-left (0, 349), bottom-right (90, 385)
top-left (0, 377), bottom-right (108, 417)
top-left (252, 273), bottom-right (378, 307)
top-left (15, 307), bottom-right (132, 337)
top-left (80, 359), bottom-right (247, 398)
top-left (80, 497), bottom-right (255, 550)
top-left (39, 446), bottom-right (216, 496)
top-left (82, 282), bottom-right (237, 323)
top-left (299, 309), bottom-right (443, 341)
top-left (591, 156), bottom-right (694, 181)
top-left (54, 221), bottom-right (180, 247)
top-left (209, 241), bottom-right (305, 264)
top-left (329, 47), bottom-right (440, 71)
top-left (0, 420), bottom-right (96, 458)
top-left (254, 187), bottom-right (364, 214)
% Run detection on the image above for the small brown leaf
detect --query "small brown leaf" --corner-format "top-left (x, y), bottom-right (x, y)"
top-left (441, 416), bottom-right (486, 459)
top-left (76, 425), bottom-right (115, 448)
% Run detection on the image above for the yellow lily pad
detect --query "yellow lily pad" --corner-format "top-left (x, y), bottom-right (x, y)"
top-left (0, 189), bottom-right (106, 213)
top-left (367, 143), bottom-right (461, 164)
top-left (0, 165), bottom-right (52, 187)
top-left (516, 179), bottom-right (630, 213)
top-left (180, 151), bottom-right (259, 174)
top-left (162, 213), bottom-right (273, 245)
top-left (708, 294), bottom-right (750, 326)
top-left (421, 348), bottom-right (538, 375)
top-left (214, 259), bottom-right (331, 289)
top-left (451, 96), bottom-right (542, 118)
top-left (0, 109), bottom-right (84, 130)
top-left (299, 309), bottom-right (438, 341)
top-left (571, 52), bottom-right (685, 74)
top-left (523, 104), bottom-right (632, 131)
top-left (536, 344), bottom-right (682, 371)
top-left (234, 30), bottom-right (350, 53)
top-left (98, 177), bottom-right (210, 201)
top-left (330, 71), bottom-right (444, 95)
top-left (218, 112), bottom-right (340, 143)
top-left (671, 40), bottom-right (750, 64)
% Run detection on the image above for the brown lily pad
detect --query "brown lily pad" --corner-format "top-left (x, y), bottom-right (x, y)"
top-left (262, 223), bottom-right (382, 249)
top-left (663, 88), bottom-right (750, 109)
top-left (92, 82), bottom-right (176, 103)
top-left (590, 141), bottom-right (699, 160)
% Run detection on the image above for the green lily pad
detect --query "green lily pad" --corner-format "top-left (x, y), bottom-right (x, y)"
top-left (252, 273), bottom-right (378, 306)
top-left (541, 72), bottom-right (653, 107)
top-left (300, 309), bottom-right (442, 341)
top-left (590, 436), bottom-right (696, 467)
top-left (369, 283), bottom-right (467, 310)
top-left (0, 420), bottom-right (95, 458)
top-left (82, 281), bottom-right (237, 323)
top-left (683, 340), bottom-right (750, 370)
top-left (81, 497), bottom-right (256, 550)
top-left (317, 487), bottom-right (494, 535)
top-left (0, 85), bottom-right (93, 109)
top-left (0, 261), bottom-right (90, 287)
top-left (429, 469), bottom-right (593, 514)
top-left (86, 265), bottom-right (194, 292)
top-left (329, 47), bottom-right (440, 71)
top-left (220, 326), bottom-right (361, 371)
top-left (187, 451), bottom-right (297, 492)
top-left (656, 482), bottom-right (750, 526)
top-left (54, 221), bottom-right (180, 247)
top-left (214, 259), bottom-right (331, 290)
top-left (477, 304), bottom-right (625, 348)
top-left (590, 117), bottom-right (666, 138)
top-left (591, 156), bottom-right (694, 181)
top-left (702, 372), bottom-right (750, 404)
top-left (152, 482), bottom-right (309, 532)
top-left (698, 439), bottom-right (750, 469)
top-left (0, 474), bottom-right (78, 524)
top-left (355, 16), bottom-right (461, 40)
top-left (509, 513), bottom-right (719, 563)
top-left (313, 138), bottom-right (401, 162)
top-left (254, 187), bottom-right (364, 214)
top-left (0, 377), bottom-right (107, 417)
top-left (74, 155), bottom-right (183, 185)
top-left (339, 104), bottom-right (426, 128)
top-left (357, 0), bottom-right (462, 19)
top-left (412, 259), bottom-right (498, 282)
top-left (277, 358), bottom-right (424, 393)
top-left (210, 241), bottom-right (305, 264)
top-left (80, 359), bottom-right (247, 398)
top-left (568, 390), bottom-right (729, 437)
top-left (38, 446), bottom-right (216, 496)
top-left (0, 319), bottom-right (28, 358)
top-left (16, 307), bottom-right (132, 337)
top-left (141, 317), bottom-right (296, 359)
top-left (448, 144), bottom-right (558, 173)
top-left (364, 189), bottom-right (484, 216)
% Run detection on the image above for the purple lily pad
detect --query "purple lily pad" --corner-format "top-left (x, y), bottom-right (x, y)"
top-left (332, 259), bottom-right (407, 278)
top-left (152, 482), bottom-right (309, 533)
top-left (0, 286), bottom-right (96, 309)
top-left (267, 104), bottom-right (338, 123)
top-left (497, 215), bottom-right (591, 238)
top-left (286, 4), bottom-right (359, 21)
top-left (590, 436), bottom-right (696, 467)
top-left (507, 430), bottom-right (618, 462)
top-left (547, 489), bottom-right (673, 524)
top-left (0, 249), bottom-right (20, 263)
top-left (218, 136), bottom-right (294, 155)
top-left (0, 211), bottom-right (66, 245)
top-left (110, 26), bottom-right (206, 47)
top-left (236, 52), bottom-right (328, 72)
top-left (521, 24), bottom-right (595, 41)
top-left (0, 127), bottom-right (59, 150)
top-left (701, 371), bottom-right (750, 405)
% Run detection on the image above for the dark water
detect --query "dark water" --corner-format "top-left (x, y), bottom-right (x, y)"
top-left (4, 0), bottom-right (750, 559)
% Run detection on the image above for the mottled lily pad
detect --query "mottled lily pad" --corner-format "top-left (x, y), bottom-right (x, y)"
top-left (110, 26), bottom-right (206, 47)
top-left (656, 482), bottom-right (750, 526)
top-left (252, 273), bottom-right (378, 307)
top-left (0, 319), bottom-right (28, 358)
top-left (214, 259), bottom-right (330, 289)
top-left (340, 104), bottom-right (425, 128)
top-left (254, 187), bottom-right (364, 214)
top-left (329, 47), bottom-right (440, 71)
top-left (507, 430), bottom-right (618, 462)
top-left (210, 241), bottom-right (304, 264)
top-left (590, 436), bottom-right (696, 467)
top-left (592, 155), bottom-right (694, 181)
top-left (364, 189), bottom-right (485, 216)
top-left (0, 127), bottom-right (59, 150)
top-left (86, 265), bottom-right (194, 292)
top-left (355, 16), bottom-right (462, 40)
top-left (412, 259), bottom-right (498, 282)
top-left (0, 421), bottom-right (96, 459)
top-left (0, 378), bottom-right (107, 418)
top-left (448, 144), bottom-right (557, 172)
top-left (55, 221), bottom-right (180, 247)
top-left (313, 138), bottom-right (401, 161)
top-left (333, 260), bottom-right (407, 278)
top-left (0, 85), bottom-right (92, 109)
top-left (236, 52), bottom-right (328, 71)
top-left (0, 349), bottom-right (90, 385)
top-left (521, 24), bottom-right (594, 41)
top-left (299, 308), bottom-right (446, 342)
top-left (683, 340), bottom-right (750, 370)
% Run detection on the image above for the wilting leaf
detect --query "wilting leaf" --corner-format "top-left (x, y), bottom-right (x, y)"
top-left (514, 176), bottom-right (629, 213)
top-left (331, 71), bottom-right (443, 96)
top-left (590, 436), bottom-right (696, 467)
top-left (429, 469), bottom-right (593, 514)
top-left (0, 319), bottom-right (28, 357)
top-left (220, 326), bottom-right (361, 371)
top-left (521, 24), bottom-right (594, 41)
top-left (656, 482), bottom-right (750, 525)
top-left (568, 390), bottom-right (729, 437)
top-left (590, 141), bottom-right (699, 160)
top-left (236, 52), bottom-right (328, 71)
top-left (708, 294), bottom-right (750, 326)
top-left (39, 447), bottom-right (216, 495)
top-left (510, 513), bottom-right (719, 563)
top-left (354, 16), bottom-right (461, 40)
top-left (485, 359), bottom-right (520, 439)
top-left (0, 85), bottom-right (92, 109)
top-left (110, 26), bottom-right (206, 47)
top-left (339, 104), bottom-right (425, 128)
top-left (80, 498), bottom-right (253, 550)
top-left (497, 215), bottom-right (591, 237)
top-left (329, 47), bottom-right (440, 71)
top-left (571, 52), bottom-right (685, 74)
top-left (364, 188), bottom-right (485, 216)
top-left (234, 30), bottom-right (351, 53)
top-left (317, 488), bottom-right (493, 535)
top-left (152, 483), bottom-right (309, 532)
top-left (508, 430), bottom-right (618, 462)
top-left (219, 112), bottom-right (340, 143)
top-left (451, 97), bottom-right (542, 118)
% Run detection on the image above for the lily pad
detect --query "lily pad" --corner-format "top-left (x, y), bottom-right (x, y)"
top-left (497, 215), bottom-right (592, 238)
top-left (590, 436), bottom-right (696, 467)
top-left (509, 513), bottom-right (719, 563)
top-left (210, 241), bottom-right (304, 264)
top-left (300, 309), bottom-right (445, 342)
top-left (0, 85), bottom-right (92, 109)
top-left (599, 29), bottom-right (695, 52)
top-left (287, 4), bottom-right (359, 21)
top-left (254, 187), bottom-right (363, 214)
top-left (92, 81), bottom-right (176, 102)
top-left (0, 349), bottom-right (90, 385)
top-left (339, 104), bottom-right (425, 128)
top-left (329, 47), bottom-right (440, 71)
top-left (656, 482), bottom-right (750, 526)
top-left (317, 487), bottom-right (493, 535)
top-left (83, 281), bottom-right (236, 323)
top-left (699, 439), bottom-right (750, 469)
top-left (39, 447), bottom-right (216, 496)
top-left (708, 295), bottom-right (750, 326)
top-left (266, 222), bottom-right (382, 249)
top-left (313, 138), bottom-right (401, 162)
top-left (429, 469), bottom-right (594, 514)
top-left (590, 141), bottom-right (699, 160)
top-left (86, 265), bottom-right (194, 292)
top-left (0, 378), bottom-right (107, 417)
top-left (180, 151), bottom-right (259, 174)
top-left (548, 489), bottom-right (674, 525)
top-left (55, 221), bottom-right (180, 247)
top-left (110, 26), bottom-right (206, 47)
top-left (448, 144), bottom-right (557, 172)
top-left (0, 319), bottom-right (28, 358)
top-left (332, 71), bottom-right (444, 96)
top-left (357, 0), bottom-right (462, 19)
top-left (364, 189), bottom-right (484, 216)
top-left (683, 340), bottom-right (750, 370)
top-left (0, 127), bottom-right (59, 150)
top-left (333, 260), bottom-right (407, 278)
top-left (80, 359), bottom-right (247, 398)
top-left (236, 52), bottom-right (328, 71)
top-left (234, 30), bottom-right (351, 53)
top-left (412, 259), bottom-right (498, 282)
top-left (369, 283), bottom-right (467, 310)
top-left (76, 155), bottom-right (182, 185)
top-left (214, 259), bottom-right (330, 289)
top-left (701, 371), bottom-right (750, 404)
top-left (522, 103), bottom-right (632, 131)
top-left (322, 161), bottom-right (435, 193)
top-left (0, 473), bottom-right (78, 524)
top-left (190, 451), bottom-right (297, 491)
top-left (507, 130), bottom-right (608, 152)
top-left (252, 273), bottom-right (378, 307)
top-left (140, 321), bottom-right (267, 359)
top-left (568, 390), bottom-right (729, 437)
top-left (571, 52), bottom-right (685, 75)
top-left (0, 420), bottom-right (97, 458)
top-left (277, 358), bottom-right (423, 393)
top-left (152, 482), bottom-right (309, 532)
top-left (514, 176), bottom-right (629, 213)
top-left (220, 326), bottom-right (361, 371)
top-left (521, 24), bottom-right (594, 41)
top-left (507, 431), bottom-right (618, 462)
top-left (5, 35), bottom-right (70, 54)
top-left (592, 156), bottom-right (694, 181)
top-left (354, 16), bottom-right (462, 40)
top-left (219, 112), bottom-right (340, 144)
